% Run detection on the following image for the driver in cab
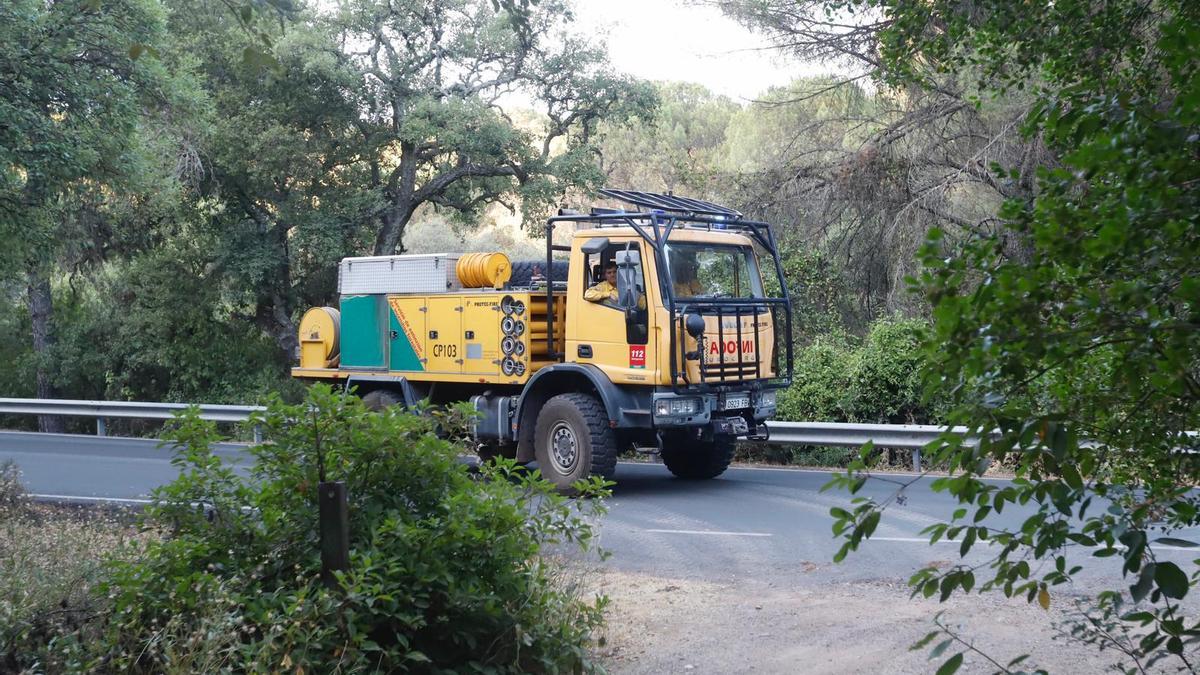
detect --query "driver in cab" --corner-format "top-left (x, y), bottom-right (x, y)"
top-left (585, 261), bottom-right (645, 308)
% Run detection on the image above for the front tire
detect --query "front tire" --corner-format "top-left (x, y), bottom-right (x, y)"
top-left (534, 393), bottom-right (618, 493)
top-left (661, 431), bottom-right (735, 480)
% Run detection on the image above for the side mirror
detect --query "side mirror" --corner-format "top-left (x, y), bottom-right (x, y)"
top-left (685, 313), bottom-right (705, 338)
top-left (580, 237), bottom-right (609, 255)
top-left (615, 249), bottom-right (640, 308)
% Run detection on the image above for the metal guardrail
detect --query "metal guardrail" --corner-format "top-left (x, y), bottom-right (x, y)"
top-left (2, 398), bottom-right (1191, 475)
top-left (0, 398), bottom-right (958, 469)
top-left (764, 421), bottom-right (972, 471)
top-left (0, 398), bottom-right (266, 440)
top-left (764, 421), bottom-right (968, 450)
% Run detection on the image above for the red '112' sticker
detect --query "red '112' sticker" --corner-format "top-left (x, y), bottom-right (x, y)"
top-left (629, 345), bottom-right (646, 369)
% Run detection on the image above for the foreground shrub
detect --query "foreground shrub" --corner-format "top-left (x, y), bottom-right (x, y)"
top-left (34, 385), bottom-right (607, 673)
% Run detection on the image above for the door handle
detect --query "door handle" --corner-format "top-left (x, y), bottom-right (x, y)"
top-left (578, 345), bottom-right (593, 358)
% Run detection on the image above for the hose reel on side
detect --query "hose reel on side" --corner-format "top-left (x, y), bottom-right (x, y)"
top-left (456, 252), bottom-right (512, 289)
top-left (298, 306), bottom-right (341, 368)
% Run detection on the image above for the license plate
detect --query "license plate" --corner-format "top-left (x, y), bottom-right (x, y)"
top-left (722, 395), bottom-right (750, 410)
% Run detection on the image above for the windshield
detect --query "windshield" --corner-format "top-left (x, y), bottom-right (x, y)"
top-left (664, 243), bottom-right (765, 299)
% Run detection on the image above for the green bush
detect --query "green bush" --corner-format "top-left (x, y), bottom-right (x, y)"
top-left (777, 318), bottom-right (935, 425)
top-left (20, 386), bottom-right (608, 673)
top-left (760, 318), bottom-right (940, 466)
top-left (775, 334), bottom-right (854, 422)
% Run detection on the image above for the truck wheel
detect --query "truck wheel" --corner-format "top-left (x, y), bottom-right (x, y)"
top-left (534, 393), bottom-right (617, 492)
top-left (361, 389), bottom-right (402, 411)
top-left (661, 433), bottom-right (735, 480)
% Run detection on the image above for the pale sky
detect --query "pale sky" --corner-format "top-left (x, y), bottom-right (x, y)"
top-left (572, 0), bottom-right (830, 101)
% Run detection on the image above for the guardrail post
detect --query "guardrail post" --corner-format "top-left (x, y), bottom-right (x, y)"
top-left (319, 481), bottom-right (350, 588)
top-left (912, 449), bottom-right (921, 472)
top-left (253, 424), bottom-right (263, 444)
top-left (96, 417), bottom-right (106, 437)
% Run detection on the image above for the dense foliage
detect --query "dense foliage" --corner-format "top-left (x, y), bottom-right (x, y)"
top-left (776, 318), bottom-right (932, 425)
top-left (5, 386), bottom-right (609, 673)
top-left (0, 0), bottom-right (655, 415)
top-left (812, 0), bottom-right (1200, 671)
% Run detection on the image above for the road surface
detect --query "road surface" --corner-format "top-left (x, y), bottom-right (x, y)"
top-left (2, 430), bottom-right (1196, 587)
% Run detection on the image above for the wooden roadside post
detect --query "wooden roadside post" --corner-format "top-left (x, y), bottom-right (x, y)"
top-left (319, 481), bottom-right (349, 588)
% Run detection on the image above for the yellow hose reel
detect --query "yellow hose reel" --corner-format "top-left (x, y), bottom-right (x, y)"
top-left (298, 306), bottom-right (340, 368)
top-left (456, 252), bottom-right (512, 289)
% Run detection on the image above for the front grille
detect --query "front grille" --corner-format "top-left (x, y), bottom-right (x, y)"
top-left (701, 359), bottom-right (760, 382)
top-left (671, 300), bottom-right (791, 391)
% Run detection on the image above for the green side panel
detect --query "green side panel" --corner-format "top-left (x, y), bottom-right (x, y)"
top-left (389, 309), bottom-right (425, 372)
top-left (340, 295), bottom-right (386, 368)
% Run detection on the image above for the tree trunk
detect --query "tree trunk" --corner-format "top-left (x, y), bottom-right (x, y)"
top-left (27, 267), bottom-right (64, 433)
top-left (374, 144), bottom-right (420, 255)
top-left (262, 289), bottom-right (299, 360)
top-left (373, 202), bottom-right (416, 256)
top-left (260, 223), bottom-right (299, 360)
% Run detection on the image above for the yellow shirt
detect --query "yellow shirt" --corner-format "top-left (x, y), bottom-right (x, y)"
top-left (585, 281), bottom-right (646, 308)
top-left (673, 278), bottom-right (704, 296)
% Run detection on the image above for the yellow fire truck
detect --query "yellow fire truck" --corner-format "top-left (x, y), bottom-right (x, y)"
top-left (293, 189), bottom-right (794, 491)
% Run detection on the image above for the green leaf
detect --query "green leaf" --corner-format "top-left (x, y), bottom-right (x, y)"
top-left (1120, 611), bottom-right (1155, 625)
top-left (1154, 537), bottom-right (1199, 548)
top-left (959, 528), bottom-right (977, 557)
top-left (1060, 463), bottom-right (1083, 490)
top-left (935, 652), bottom-right (964, 675)
top-left (1154, 562), bottom-right (1189, 600)
top-left (929, 638), bottom-right (954, 659)
top-left (1131, 563), bottom-right (1156, 602)
top-left (911, 631), bottom-right (940, 651)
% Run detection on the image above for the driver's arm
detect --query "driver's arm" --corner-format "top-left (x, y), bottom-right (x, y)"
top-left (584, 282), bottom-right (615, 302)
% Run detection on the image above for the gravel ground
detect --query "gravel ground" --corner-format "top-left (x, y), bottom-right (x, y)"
top-left (587, 569), bottom-right (1142, 674)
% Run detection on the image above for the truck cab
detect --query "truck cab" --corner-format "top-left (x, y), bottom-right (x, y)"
top-left (293, 189), bottom-right (793, 492)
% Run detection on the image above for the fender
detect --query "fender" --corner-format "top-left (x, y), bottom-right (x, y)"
top-left (512, 364), bottom-right (653, 442)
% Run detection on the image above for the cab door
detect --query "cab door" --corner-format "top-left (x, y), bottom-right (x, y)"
top-left (568, 238), bottom-right (655, 385)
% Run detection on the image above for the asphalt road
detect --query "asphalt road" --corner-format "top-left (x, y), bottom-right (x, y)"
top-left (3, 430), bottom-right (1197, 591)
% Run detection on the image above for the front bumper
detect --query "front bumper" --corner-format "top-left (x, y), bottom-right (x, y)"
top-left (651, 389), bottom-right (777, 435)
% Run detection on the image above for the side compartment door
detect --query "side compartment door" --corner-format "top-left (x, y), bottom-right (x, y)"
top-left (463, 297), bottom-right (502, 376)
top-left (426, 296), bottom-right (463, 373)
top-left (340, 294), bottom-right (387, 369)
top-left (387, 296), bottom-right (427, 373)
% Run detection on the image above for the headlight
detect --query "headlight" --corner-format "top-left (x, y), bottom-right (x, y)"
top-left (760, 390), bottom-right (777, 407)
top-left (655, 398), bottom-right (701, 417)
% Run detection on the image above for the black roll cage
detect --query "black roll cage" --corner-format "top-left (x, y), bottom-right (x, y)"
top-left (541, 190), bottom-right (794, 394)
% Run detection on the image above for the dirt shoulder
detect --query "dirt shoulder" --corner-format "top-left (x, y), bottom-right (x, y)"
top-left (588, 569), bottom-right (1123, 674)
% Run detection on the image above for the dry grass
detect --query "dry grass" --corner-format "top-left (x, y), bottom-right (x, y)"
top-left (0, 461), bottom-right (148, 671)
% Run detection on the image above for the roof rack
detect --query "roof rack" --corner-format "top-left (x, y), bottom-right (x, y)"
top-left (598, 188), bottom-right (742, 220)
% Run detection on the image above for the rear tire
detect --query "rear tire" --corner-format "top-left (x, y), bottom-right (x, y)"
top-left (534, 393), bottom-right (617, 493)
top-left (362, 389), bottom-right (402, 411)
top-left (661, 432), bottom-right (735, 480)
